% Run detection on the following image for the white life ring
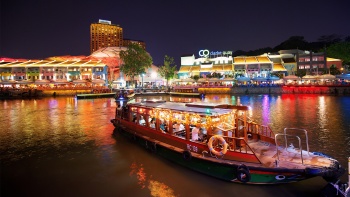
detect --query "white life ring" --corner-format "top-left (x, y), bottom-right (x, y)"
top-left (207, 135), bottom-right (228, 156)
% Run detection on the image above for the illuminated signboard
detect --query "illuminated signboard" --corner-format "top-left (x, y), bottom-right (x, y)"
top-left (198, 49), bottom-right (232, 58)
top-left (99, 19), bottom-right (111, 25)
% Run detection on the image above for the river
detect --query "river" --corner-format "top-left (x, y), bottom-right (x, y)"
top-left (1, 94), bottom-right (350, 197)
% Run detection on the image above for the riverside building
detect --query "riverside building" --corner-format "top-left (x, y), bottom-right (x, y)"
top-left (0, 59), bottom-right (108, 86)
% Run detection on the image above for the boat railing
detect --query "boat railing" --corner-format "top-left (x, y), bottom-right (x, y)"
top-left (283, 128), bottom-right (310, 154)
top-left (223, 136), bottom-right (254, 154)
top-left (246, 121), bottom-right (275, 143)
top-left (275, 134), bottom-right (304, 164)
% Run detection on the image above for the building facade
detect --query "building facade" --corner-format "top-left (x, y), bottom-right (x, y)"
top-left (0, 59), bottom-right (108, 86)
top-left (90, 19), bottom-right (123, 54)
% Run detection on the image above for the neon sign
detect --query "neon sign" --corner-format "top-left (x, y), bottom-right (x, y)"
top-left (198, 49), bottom-right (233, 57)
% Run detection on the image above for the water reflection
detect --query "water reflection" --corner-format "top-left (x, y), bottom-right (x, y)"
top-left (1, 94), bottom-right (350, 196)
top-left (130, 162), bottom-right (177, 197)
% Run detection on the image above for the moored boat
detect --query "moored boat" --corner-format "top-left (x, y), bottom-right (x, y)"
top-left (115, 89), bottom-right (135, 101)
top-left (110, 100), bottom-right (344, 184)
top-left (169, 87), bottom-right (205, 98)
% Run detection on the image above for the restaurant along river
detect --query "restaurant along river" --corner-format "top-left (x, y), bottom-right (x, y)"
top-left (1, 94), bottom-right (350, 197)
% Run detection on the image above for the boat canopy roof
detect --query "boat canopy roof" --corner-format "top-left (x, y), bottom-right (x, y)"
top-left (128, 100), bottom-right (246, 116)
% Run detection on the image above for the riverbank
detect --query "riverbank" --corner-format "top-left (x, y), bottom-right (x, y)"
top-left (1, 85), bottom-right (350, 99)
top-left (197, 86), bottom-right (350, 95)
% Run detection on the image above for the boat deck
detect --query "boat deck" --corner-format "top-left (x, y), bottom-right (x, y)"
top-left (247, 140), bottom-right (335, 169)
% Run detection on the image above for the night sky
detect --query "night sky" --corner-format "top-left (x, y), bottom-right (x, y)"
top-left (1, 0), bottom-right (350, 66)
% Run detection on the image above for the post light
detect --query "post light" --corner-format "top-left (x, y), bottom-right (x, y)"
top-left (141, 73), bottom-right (145, 88)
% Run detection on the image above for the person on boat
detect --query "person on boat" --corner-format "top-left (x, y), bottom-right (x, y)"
top-left (150, 119), bottom-right (156, 129)
top-left (160, 120), bottom-right (167, 132)
top-left (139, 116), bottom-right (146, 125)
top-left (132, 114), bottom-right (137, 123)
top-left (192, 124), bottom-right (200, 141)
top-left (173, 122), bottom-right (185, 132)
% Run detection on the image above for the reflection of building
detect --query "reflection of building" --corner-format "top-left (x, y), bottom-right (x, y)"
top-left (90, 19), bottom-right (123, 54)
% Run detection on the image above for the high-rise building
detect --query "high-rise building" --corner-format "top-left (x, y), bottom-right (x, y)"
top-left (90, 19), bottom-right (123, 54)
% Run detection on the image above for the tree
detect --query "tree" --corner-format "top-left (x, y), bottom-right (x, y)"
top-left (158, 55), bottom-right (177, 88)
top-left (119, 43), bottom-right (153, 87)
top-left (192, 75), bottom-right (200, 82)
top-left (324, 42), bottom-right (350, 66)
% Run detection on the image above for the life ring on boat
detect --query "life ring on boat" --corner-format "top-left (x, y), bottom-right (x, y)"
top-left (182, 150), bottom-right (192, 161)
top-left (207, 135), bottom-right (228, 157)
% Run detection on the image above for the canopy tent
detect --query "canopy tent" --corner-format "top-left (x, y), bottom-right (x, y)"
top-left (16, 80), bottom-right (31, 84)
top-left (336, 73), bottom-right (350, 80)
top-left (317, 74), bottom-right (336, 80)
top-left (0, 80), bottom-right (17, 85)
top-left (221, 77), bottom-right (235, 81)
top-left (252, 76), bottom-right (268, 82)
top-left (267, 76), bottom-right (280, 81)
top-left (283, 75), bottom-right (300, 80)
top-left (236, 77), bottom-right (251, 82)
top-left (35, 80), bottom-right (51, 85)
top-left (92, 79), bottom-right (106, 84)
top-left (302, 75), bottom-right (319, 80)
top-left (72, 79), bottom-right (87, 84)
top-left (52, 80), bottom-right (70, 85)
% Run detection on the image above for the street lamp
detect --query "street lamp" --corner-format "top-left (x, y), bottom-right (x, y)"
top-left (141, 72), bottom-right (145, 88)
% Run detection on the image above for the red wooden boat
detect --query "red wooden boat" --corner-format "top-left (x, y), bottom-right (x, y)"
top-left (111, 100), bottom-right (344, 184)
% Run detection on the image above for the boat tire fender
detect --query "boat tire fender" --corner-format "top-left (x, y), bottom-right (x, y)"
top-left (237, 168), bottom-right (251, 183)
top-left (149, 142), bottom-right (157, 153)
top-left (238, 164), bottom-right (249, 171)
top-left (207, 135), bottom-right (228, 157)
top-left (183, 150), bottom-right (192, 161)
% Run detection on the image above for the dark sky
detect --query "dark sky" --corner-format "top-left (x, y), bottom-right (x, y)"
top-left (1, 0), bottom-right (350, 65)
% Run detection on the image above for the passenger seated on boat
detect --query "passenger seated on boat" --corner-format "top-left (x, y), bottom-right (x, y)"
top-left (191, 124), bottom-right (200, 141)
top-left (150, 119), bottom-right (156, 129)
top-left (132, 115), bottom-right (137, 123)
top-left (160, 121), bottom-right (167, 132)
top-left (173, 122), bottom-right (185, 132)
top-left (139, 116), bottom-right (146, 126)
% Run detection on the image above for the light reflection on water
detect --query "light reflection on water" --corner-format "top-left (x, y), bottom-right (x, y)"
top-left (1, 94), bottom-right (350, 197)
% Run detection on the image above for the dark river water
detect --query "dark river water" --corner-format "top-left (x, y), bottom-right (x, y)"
top-left (1, 94), bottom-right (350, 197)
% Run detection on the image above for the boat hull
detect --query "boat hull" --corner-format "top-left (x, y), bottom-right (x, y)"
top-left (112, 119), bottom-right (316, 184)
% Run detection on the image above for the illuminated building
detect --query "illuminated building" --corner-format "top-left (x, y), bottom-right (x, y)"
top-left (123, 39), bottom-right (146, 49)
top-left (90, 19), bottom-right (123, 54)
top-left (0, 59), bottom-right (108, 86)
